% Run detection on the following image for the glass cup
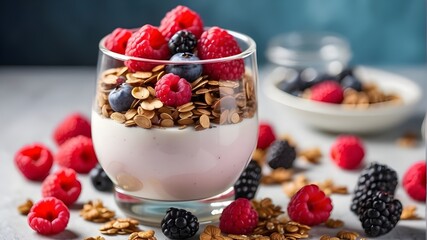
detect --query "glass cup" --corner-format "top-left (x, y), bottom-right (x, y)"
top-left (92, 29), bottom-right (258, 226)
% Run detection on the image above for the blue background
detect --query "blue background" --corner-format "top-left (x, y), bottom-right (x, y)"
top-left (1, 0), bottom-right (425, 66)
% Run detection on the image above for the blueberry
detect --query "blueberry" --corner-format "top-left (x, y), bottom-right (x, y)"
top-left (337, 67), bottom-right (355, 82)
top-left (90, 164), bottom-right (113, 192)
top-left (165, 52), bottom-right (202, 82)
top-left (277, 69), bottom-right (300, 93)
top-left (108, 83), bottom-right (134, 112)
top-left (296, 68), bottom-right (320, 90)
top-left (341, 75), bottom-right (362, 91)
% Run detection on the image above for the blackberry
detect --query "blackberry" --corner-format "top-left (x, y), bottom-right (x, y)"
top-left (234, 160), bottom-right (262, 200)
top-left (266, 140), bottom-right (296, 169)
top-left (351, 162), bottom-right (398, 215)
top-left (359, 191), bottom-right (402, 237)
top-left (161, 208), bottom-right (199, 239)
top-left (168, 30), bottom-right (197, 55)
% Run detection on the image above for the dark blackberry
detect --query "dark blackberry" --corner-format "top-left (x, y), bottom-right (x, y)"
top-left (359, 191), bottom-right (402, 237)
top-left (266, 140), bottom-right (296, 169)
top-left (234, 160), bottom-right (262, 200)
top-left (351, 162), bottom-right (398, 215)
top-left (161, 208), bottom-right (199, 239)
top-left (168, 30), bottom-right (197, 55)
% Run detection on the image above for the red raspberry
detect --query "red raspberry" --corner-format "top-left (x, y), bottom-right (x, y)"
top-left (155, 73), bottom-right (192, 107)
top-left (257, 122), bottom-right (276, 149)
top-left (330, 135), bottom-right (365, 170)
top-left (159, 5), bottom-right (204, 40)
top-left (41, 168), bottom-right (82, 206)
top-left (53, 113), bottom-right (91, 146)
top-left (27, 197), bottom-right (70, 235)
top-left (55, 135), bottom-right (98, 173)
top-left (104, 28), bottom-right (132, 54)
top-left (14, 143), bottom-right (53, 181)
top-left (310, 80), bottom-right (344, 104)
top-left (125, 24), bottom-right (170, 72)
top-left (287, 184), bottom-right (333, 226)
top-left (403, 161), bottom-right (426, 201)
top-left (197, 27), bottom-right (244, 80)
top-left (219, 198), bottom-right (258, 235)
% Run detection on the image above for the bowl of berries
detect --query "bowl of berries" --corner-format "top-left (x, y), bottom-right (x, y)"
top-left (264, 66), bottom-right (422, 133)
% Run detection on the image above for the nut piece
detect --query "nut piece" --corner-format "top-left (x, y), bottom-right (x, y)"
top-left (325, 218), bottom-right (344, 228)
top-left (299, 147), bottom-right (322, 164)
top-left (261, 168), bottom-right (293, 185)
top-left (99, 218), bottom-right (140, 235)
top-left (396, 132), bottom-right (418, 148)
top-left (129, 230), bottom-right (157, 240)
top-left (336, 230), bottom-right (359, 240)
top-left (401, 205), bottom-right (421, 220)
top-left (17, 199), bottom-right (33, 215)
top-left (84, 236), bottom-right (105, 240)
top-left (80, 200), bottom-right (115, 223)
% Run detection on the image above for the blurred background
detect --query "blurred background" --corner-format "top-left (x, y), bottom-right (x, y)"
top-left (0, 0), bottom-right (425, 67)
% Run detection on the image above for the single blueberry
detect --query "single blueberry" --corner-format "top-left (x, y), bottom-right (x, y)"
top-left (296, 68), bottom-right (319, 90)
top-left (165, 52), bottom-right (202, 83)
top-left (337, 67), bottom-right (355, 82)
top-left (277, 68), bottom-right (300, 93)
top-left (341, 75), bottom-right (362, 91)
top-left (108, 83), bottom-right (134, 112)
top-left (90, 164), bottom-right (113, 192)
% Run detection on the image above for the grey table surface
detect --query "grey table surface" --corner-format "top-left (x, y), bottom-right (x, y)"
top-left (0, 65), bottom-right (425, 240)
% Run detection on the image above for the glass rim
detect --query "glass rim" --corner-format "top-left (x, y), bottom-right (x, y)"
top-left (99, 28), bottom-right (257, 64)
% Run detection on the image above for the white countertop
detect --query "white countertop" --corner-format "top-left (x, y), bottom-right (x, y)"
top-left (0, 65), bottom-right (425, 240)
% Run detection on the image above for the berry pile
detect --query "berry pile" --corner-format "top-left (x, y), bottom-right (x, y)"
top-left (278, 67), bottom-right (401, 106)
top-left (103, 5), bottom-right (246, 111)
top-left (14, 112), bottom-right (110, 235)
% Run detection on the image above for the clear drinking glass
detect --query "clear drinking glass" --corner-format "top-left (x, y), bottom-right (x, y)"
top-left (92, 29), bottom-right (258, 226)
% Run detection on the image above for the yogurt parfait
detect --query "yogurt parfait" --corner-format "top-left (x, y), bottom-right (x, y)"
top-left (93, 5), bottom-right (258, 224)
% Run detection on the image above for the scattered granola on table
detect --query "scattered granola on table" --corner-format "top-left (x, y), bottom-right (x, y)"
top-left (17, 199), bottom-right (33, 215)
top-left (80, 199), bottom-right (115, 223)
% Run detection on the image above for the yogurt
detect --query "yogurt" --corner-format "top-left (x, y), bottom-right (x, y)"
top-left (92, 111), bottom-right (258, 201)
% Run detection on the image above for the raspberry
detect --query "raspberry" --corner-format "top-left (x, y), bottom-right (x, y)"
top-left (234, 160), bottom-right (262, 200)
top-left (159, 5), bottom-right (204, 40)
top-left (257, 123), bottom-right (276, 149)
top-left (104, 28), bottom-right (132, 54)
top-left (287, 184), bottom-right (333, 226)
top-left (125, 24), bottom-right (170, 72)
top-left (219, 198), bottom-right (258, 235)
top-left (197, 27), bottom-right (244, 80)
top-left (55, 135), bottom-right (98, 174)
top-left (27, 197), bottom-right (70, 235)
top-left (14, 143), bottom-right (53, 181)
top-left (403, 161), bottom-right (426, 201)
top-left (53, 112), bottom-right (91, 146)
top-left (310, 80), bottom-right (344, 104)
top-left (41, 168), bottom-right (82, 206)
top-left (155, 73), bottom-right (192, 107)
top-left (330, 135), bottom-right (365, 170)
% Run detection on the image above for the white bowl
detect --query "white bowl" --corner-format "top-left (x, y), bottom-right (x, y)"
top-left (264, 66), bottom-right (422, 134)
